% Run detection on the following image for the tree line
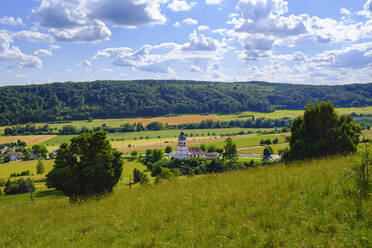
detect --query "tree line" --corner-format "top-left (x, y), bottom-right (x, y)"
top-left (4, 117), bottom-right (292, 136)
top-left (0, 80), bottom-right (371, 125)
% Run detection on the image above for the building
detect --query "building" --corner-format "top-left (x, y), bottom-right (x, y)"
top-left (171, 132), bottom-right (218, 160)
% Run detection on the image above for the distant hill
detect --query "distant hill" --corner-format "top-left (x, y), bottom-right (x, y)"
top-left (0, 80), bottom-right (371, 125)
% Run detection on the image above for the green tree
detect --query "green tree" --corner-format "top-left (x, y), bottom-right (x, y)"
top-left (263, 146), bottom-right (273, 160)
top-left (36, 160), bottom-right (45, 174)
top-left (283, 102), bottom-right (361, 161)
top-left (46, 131), bottom-right (123, 201)
top-left (207, 145), bottom-right (217, 153)
top-left (31, 144), bottom-right (48, 159)
top-left (165, 146), bottom-right (173, 154)
top-left (133, 168), bottom-right (149, 185)
top-left (200, 144), bottom-right (206, 152)
top-left (131, 150), bottom-right (138, 158)
top-left (223, 137), bottom-right (237, 161)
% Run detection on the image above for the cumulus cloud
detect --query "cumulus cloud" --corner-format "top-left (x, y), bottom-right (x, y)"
top-left (206, 0), bottom-right (223, 4)
top-left (182, 18), bottom-right (198, 25)
top-left (198, 25), bottom-right (210, 31)
top-left (100, 68), bottom-right (113, 73)
top-left (34, 49), bottom-right (52, 56)
top-left (12, 31), bottom-right (53, 43)
top-left (168, 0), bottom-right (196, 12)
top-left (0, 32), bottom-right (42, 68)
top-left (0, 16), bottom-right (23, 26)
top-left (32, 0), bottom-right (168, 42)
top-left (93, 31), bottom-right (226, 74)
top-left (78, 59), bottom-right (92, 67)
top-left (362, 0), bottom-right (372, 17)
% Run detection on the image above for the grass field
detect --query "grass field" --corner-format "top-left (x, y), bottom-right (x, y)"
top-left (131, 115), bottom-right (220, 125)
top-left (0, 160), bottom-right (55, 179)
top-left (219, 106), bottom-right (372, 120)
top-left (0, 153), bottom-right (370, 247)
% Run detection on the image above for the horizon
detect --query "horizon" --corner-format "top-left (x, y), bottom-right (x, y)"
top-left (0, 0), bottom-right (372, 86)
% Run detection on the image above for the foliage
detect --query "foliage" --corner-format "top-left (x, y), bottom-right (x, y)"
top-left (36, 160), bottom-right (45, 174)
top-left (46, 131), bottom-right (123, 201)
top-left (133, 168), bottom-right (149, 185)
top-left (283, 102), bottom-right (362, 161)
top-left (31, 144), bottom-right (48, 159)
top-left (3, 178), bottom-right (34, 195)
top-left (0, 80), bottom-right (370, 126)
top-left (263, 146), bottom-right (273, 160)
top-left (223, 137), bottom-right (237, 161)
top-left (165, 146), bottom-right (173, 154)
top-left (130, 150), bottom-right (138, 158)
top-left (10, 170), bottom-right (30, 177)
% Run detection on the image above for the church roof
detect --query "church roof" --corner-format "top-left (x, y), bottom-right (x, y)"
top-left (188, 147), bottom-right (205, 154)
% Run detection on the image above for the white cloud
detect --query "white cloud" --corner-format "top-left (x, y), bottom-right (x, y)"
top-left (66, 68), bottom-right (72, 72)
top-left (94, 31), bottom-right (226, 74)
top-left (120, 73), bottom-right (127, 77)
top-left (363, 0), bottom-right (372, 17)
top-left (15, 74), bottom-right (27, 78)
top-left (182, 18), bottom-right (198, 25)
top-left (32, 0), bottom-right (169, 42)
top-left (206, 0), bottom-right (223, 4)
top-left (0, 16), bottom-right (23, 26)
top-left (173, 22), bottom-right (181, 27)
top-left (168, 0), bottom-right (196, 12)
top-left (100, 68), bottom-right (113, 73)
top-left (34, 49), bottom-right (52, 56)
top-left (198, 25), bottom-right (210, 31)
top-left (50, 45), bottom-right (61, 50)
top-left (0, 32), bottom-right (42, 68)
top-left (78, 59), bottom-right (92, 67)
top-left (12, 31), bottom-right (53, 43)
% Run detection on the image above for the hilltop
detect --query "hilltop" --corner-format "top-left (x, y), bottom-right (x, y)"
top-left (0, 155), bottom-right (371, 247)
top-left (0, 80), bottom-right (371, 125)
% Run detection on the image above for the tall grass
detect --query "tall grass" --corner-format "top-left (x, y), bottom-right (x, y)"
top-left (0, 156), bottom-right (371, 247)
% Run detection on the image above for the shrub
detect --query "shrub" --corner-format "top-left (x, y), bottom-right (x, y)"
top-left (133, 169), bottom-right (149, 185)
top-left (4, 178), bottom-right (35, 195)
top-left (36, 160), bottom-right (45, 174)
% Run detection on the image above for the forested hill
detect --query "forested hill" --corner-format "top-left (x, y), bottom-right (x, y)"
top-left (0, 80), bottom-right (371, 125)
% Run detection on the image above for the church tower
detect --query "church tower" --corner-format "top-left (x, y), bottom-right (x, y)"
top-left (175, 131), bottom-right (189, 160)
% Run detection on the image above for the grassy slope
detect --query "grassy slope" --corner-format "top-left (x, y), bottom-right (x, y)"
top-left (0, 156), bottom-right (371, 247)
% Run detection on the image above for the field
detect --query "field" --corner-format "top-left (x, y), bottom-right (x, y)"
top-left (130, 115), bottom-right (220, 125)
top-left (219, 106), bottom-right (372, 120)
top-left (0, 154), bottom-right (370, 247)
top-left (0, 135), bottom-right (56, 145)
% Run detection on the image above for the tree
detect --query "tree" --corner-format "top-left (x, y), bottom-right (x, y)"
top-left (283, 102), bottom-right (361, 161)
top-left (36, 160), bottom-right (45, 174)
top-left (46, 131), bottom-right (123, 201)
top-left (263, 146), bottom-right (273, 160)
top-left (4, 178), bottom-right (34, 195)
top-left (31, 144), bottom-right (48, 159)
top-left (273, 138), bottom-right (279, 144)
top-left (207, 145), bottom-right (217, 153)
top-left (131, 150), bottom-right (138, 158)
top-left (200, 144), bottom-right (206, 152)
top-left (133, 168), bottom-right (149, 185)
top-left (165, 146), bottom-right (173, 154)
top-left (223, 137), bottom-right (237, 161)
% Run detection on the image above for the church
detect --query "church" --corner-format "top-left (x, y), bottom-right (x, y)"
top-left (171, 132), bottom-right (218, 160)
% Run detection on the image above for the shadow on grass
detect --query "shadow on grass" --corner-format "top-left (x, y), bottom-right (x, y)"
top-left (35, 189), bottom-right (64, 198)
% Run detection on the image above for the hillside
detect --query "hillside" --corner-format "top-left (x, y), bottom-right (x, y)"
top-left (0, 80), bottom-right (371, 125)
top-left (0, 155), bottom-right (371, 247)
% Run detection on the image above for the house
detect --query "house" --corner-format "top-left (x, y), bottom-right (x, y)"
top-left (171, 132), bottom-right (218, 160)
top-left (5, 151), bottom-right (23, 161)
top-left (0, 145), bottom-right (9, 155)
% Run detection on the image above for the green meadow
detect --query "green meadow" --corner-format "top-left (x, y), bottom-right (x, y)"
top-left (0, 154), bottom-right (371, 247)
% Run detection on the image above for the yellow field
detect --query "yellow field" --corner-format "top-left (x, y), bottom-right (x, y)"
top-left (0, 135), bottom-right (56, 145)
top-left (0, 160), bottom-right (55, 179)
top-left (131, 115), bottom-right (220, 125)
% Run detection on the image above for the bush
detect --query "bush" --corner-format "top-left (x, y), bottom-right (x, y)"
top-left (4, 178), bottom-right (35, 195)
top-left (10, 170), bottom-right (30, 177)
top-left (36, 160), bottom-right (45, 174)
top-left (46, 131), bottom-right (123, 201)
top-left (133, 169), bottom-right (149, 185)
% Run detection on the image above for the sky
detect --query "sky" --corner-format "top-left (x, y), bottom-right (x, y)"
top-left (0, 0), bottom-right (372, 86)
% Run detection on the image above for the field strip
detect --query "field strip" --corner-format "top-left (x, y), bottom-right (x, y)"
top-left (0, 135), bottom-right (56, 145)
top-left (130, 115), bottom-right (220, 125)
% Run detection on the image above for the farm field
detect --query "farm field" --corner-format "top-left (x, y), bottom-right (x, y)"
top-left (130, 115), bottom-right (220, 125)
top-left (219, 106), bottom-right (372, 120)
top-left (0, 154), bottom-right (370, 247)
top-left (0, 160), bottom-right (54, 179)
top-left (0, 135), bottom-right (56, 145)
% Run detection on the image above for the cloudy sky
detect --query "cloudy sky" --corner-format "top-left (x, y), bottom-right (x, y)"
top-left (0, 0), bottom-right (372, 86)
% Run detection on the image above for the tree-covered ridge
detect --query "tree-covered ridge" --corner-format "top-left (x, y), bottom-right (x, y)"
top-left (0, 80), bottom-right (371, 125)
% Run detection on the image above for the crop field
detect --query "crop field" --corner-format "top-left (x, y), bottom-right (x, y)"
top-left (0, 154), bottom-right (370, 247)
top-left (0, 135), bottom-right (56, 145)
top-left (219, 106), bottom-right (372, 120)
top-left (238, 143), bottom-right (289, 155)
top-left (130, 115), bottom-right (220, 125)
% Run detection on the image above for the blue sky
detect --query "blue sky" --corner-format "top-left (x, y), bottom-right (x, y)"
top-left (0, 0), bottom-right (372, 86)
